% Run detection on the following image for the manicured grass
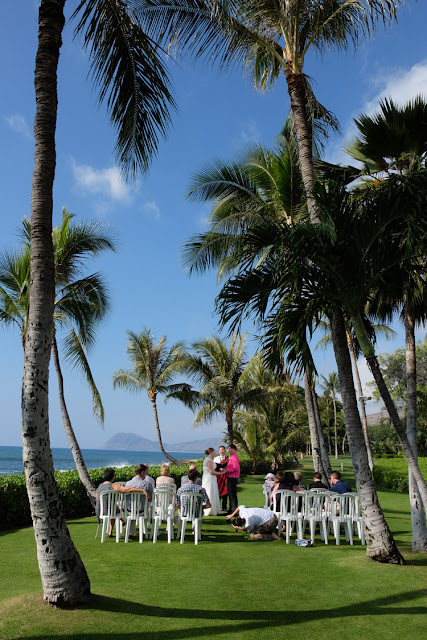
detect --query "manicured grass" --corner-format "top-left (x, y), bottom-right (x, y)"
top-left (1, 461), bottom-right (426, 640)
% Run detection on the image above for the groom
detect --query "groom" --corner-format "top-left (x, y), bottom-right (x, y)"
top-left (225, 444), bottom-right (240, 514)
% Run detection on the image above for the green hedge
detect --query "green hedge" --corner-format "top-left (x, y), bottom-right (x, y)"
top-left (0, 454), bottom-right (278, 530)
top-left (372, 457), bottom-right (427, 492)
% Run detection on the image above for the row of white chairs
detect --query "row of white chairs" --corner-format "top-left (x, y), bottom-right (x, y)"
top-left (269, 489), bottom-right (365, 545)
top-left (95, 486), bottom-right (204, 545)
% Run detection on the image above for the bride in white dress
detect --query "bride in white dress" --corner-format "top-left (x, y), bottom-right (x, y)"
top-left (202, 448), bottom-right (225, 516)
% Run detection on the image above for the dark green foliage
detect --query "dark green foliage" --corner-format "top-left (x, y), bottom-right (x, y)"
top-left (372, 457), bottom-right (427, 492)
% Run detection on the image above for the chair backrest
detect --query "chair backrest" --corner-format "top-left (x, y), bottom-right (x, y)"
top-left (126, 492), bottom-right (148, 519)
top-left (272, 490), bottom-right (295, 517)
top-left (179, 491), bottom-right (204, 520)
top-left (99, 490), bottom-right (121, 519)
top-left (153, 486), bottom-right (176, 519)
top-left (306, 491), bottom-right (329, 518)
top-left (330, 492), bottom-right (353, 519)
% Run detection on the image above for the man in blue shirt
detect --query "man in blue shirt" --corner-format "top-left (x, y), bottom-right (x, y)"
top-left (330, 471), bottom-right (352, 494)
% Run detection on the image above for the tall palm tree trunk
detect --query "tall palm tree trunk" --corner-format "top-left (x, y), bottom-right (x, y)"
top-left (22, 0), bottom-right (90, 605)
top-left (331, 309), bottom-right (404, 563)
top-left (52, 336), bottom-right (96, 506)
top-left (404, 306), bottom-right (427, 551)
top-left (351, 313), bottom-right (427, 511)
top-left (348, 335), bottom-right (374, 470)
top-left (149, 392), bottom-right (177, 464)
top-left (285, 71), bottom-right (319, 224)
top-left (304, 372), bottom-right (329, 482)
top-left (226, 408), bottom-right (234, 445)
top-left (312, 386), bottom-right (332, 482)
top-left (332, 394), bottom-right (339, 459)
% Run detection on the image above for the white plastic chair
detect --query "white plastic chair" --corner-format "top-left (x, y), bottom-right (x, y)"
top-left (95, 490), bottom-right (123, 543)
top-left (151, 486), bottom-right (176, 543)
top-left (304, 491), bottom-right (329, 544)
top-left (262, 486), bottom-right (271, 509)
top-left (176, 492), bottom-right (204, 544)
top-left (329, 493), bottom-right (354, 545)
top-left (272, 490), bottom-right (304, 543)
top-left (124, 492), bottom-right (150, 543)
top-left (349, 493), bottom-right (365, 545)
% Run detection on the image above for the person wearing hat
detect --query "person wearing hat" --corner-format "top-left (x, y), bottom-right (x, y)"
top-left (263, 473), bottom-right (275, 503)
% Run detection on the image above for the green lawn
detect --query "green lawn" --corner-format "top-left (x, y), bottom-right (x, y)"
top-left (1, 458), bottom-right (426, 640)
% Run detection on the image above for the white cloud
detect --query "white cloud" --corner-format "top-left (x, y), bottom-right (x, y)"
top-left (326, 59), bottom-right (427, 165)
top-left (71, 160), bottom-right (134, 203)
top-left (141, 200), bottom-right (160, 220)
top-left (233, 119), bottom-right (261, 149)
top-left (4, 114), bottom-right (31, 139)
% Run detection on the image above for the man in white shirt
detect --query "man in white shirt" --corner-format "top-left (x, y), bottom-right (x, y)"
top-left (226, 505), bottom-right (281, 540)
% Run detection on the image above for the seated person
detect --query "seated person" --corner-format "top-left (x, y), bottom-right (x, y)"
top-left (226, 505), bottom-right (281, 541)
top-left (176, 467), bottom-right (210, 517)
top-left (330, 471), bottom-right (352, 494)
top-left (156, 463), bottom-right (176, 489)
top-left (95, 467), bottom-right (149, 537)
top-left (309, 471), bottom-right (328, 490)
top-left (270, 471), bottom-right (303, 511)
top-left (180, 464), bottom-right (202, 487)
top-left (143, 463), bottom-right (155, 489)
top-left (294, 471), bottom-right (307, 489)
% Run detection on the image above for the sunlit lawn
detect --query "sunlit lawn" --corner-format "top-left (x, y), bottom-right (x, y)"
top-left (1, 457), bottom-right (426, 640)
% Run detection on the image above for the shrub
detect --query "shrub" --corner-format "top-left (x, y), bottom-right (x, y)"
top-left (372, 457), bottom-right (427, 492)
top-left (0, 452), bottom-right (285, 530)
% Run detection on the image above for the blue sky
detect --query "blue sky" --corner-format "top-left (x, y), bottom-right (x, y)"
top-left (0, 2), bottom-right (426, 449)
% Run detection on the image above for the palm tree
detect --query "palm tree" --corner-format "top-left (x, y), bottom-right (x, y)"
top-left (320, 372), bottom-right (340, 459)
top-left (113, 329), bottom-right (187, 463)
top-left (24, 0), bottom-right (230, 604)
top-left (182, 132), bottom-right (330, 476)
top-left (167, 334), bottom-right (263, 444)
top-left (0, 209), bottom-right (115, 506)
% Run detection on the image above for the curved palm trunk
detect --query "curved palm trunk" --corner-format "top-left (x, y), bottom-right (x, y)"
top-left (304, 372), bottom-right (329, 483)
top-left (405, 305), bottom-right (427, 551)
top-left (351, 313), bottom-right (427, 511)
top-left (285, 71), bottom-right (319, 224)
top-left (22, 0), bottom-right (90, 605)
top-left (331, 309), bottom-right (404, 563)
top-left (149, 392), bottom-right (177, 464)
top-left (52, 337), bottom-right (96, 506)
top-left (348, 335), bottom-right (374, 470)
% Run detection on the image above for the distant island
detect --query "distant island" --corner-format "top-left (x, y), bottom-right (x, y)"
top-left (102, 432), bottom-right (225, 453)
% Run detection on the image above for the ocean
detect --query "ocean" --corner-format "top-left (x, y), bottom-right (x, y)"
top-left (0, 446), bottom-right (203, 477)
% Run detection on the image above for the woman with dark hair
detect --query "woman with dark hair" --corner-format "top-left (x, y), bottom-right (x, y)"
top-left (202, 448), bottom-right (225, 516)
top-left (270, 471), bottom-right (303, 510)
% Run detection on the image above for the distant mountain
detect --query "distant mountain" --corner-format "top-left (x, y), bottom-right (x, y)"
top-left (102, 432), bottom-right (226, 453)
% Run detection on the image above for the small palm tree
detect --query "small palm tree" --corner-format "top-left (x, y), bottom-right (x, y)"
top-left (319, 372), bottom-right (340, 459)
top-left (0, 209), bottom-right (115, 504)
top-left (167, 334), bottom-right (263, 444)
top-left (113, 329), bottom-right (187, 463)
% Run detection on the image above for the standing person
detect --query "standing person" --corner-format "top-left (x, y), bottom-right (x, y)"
top-left (202, 448), bottom-right (225, 516)
top-left (226, 444), bottom-right (240, 514)
top-left (214, 445), bottom-right (229, 513)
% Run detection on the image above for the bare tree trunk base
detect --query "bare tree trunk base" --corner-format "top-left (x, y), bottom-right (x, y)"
top-left (365, 547), bottom-right (405, 564)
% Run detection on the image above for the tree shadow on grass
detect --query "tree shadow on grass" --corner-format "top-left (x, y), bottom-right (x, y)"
top-left (14, 590), bottom-right (427, 640)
